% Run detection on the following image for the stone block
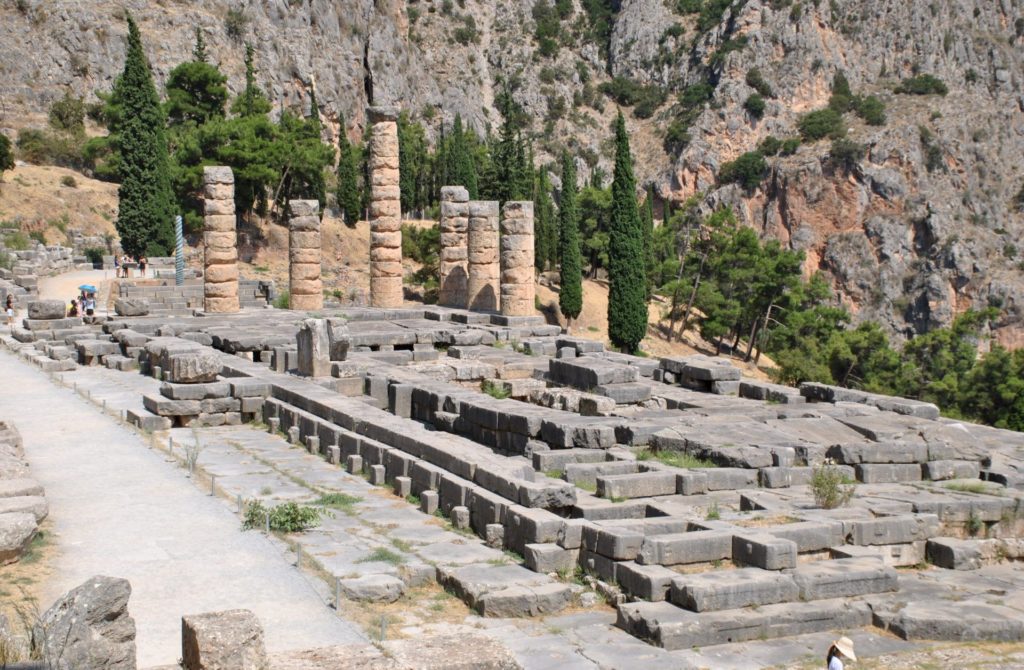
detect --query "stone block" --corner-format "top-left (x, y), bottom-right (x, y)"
top-left (596, 471), bottom-right (676, 499)
top-left (182, 609), bottom-right (266, 670)
top-left (27, 300), bottom-right (65, 319)
top-left (160, 381), bottom-right (230, 401)
top-left (166, 351), bottom-right (221, 384)
top-left (338, 574), bottom-right (404, 603)
top-left (789, 557), bottom-right (898, 600)
top-left (847, 514), bottom-right (939, 546)
top-left (855, 463), bottom-right (923, 483)
top-left (733, 533), bottom-right (797, 570)
top-left (615, 562), bottom-right (677, 601)
top-left (524, 543), bottom-right (576, 574)
top-left (671, 568), bottom-right (798, 612)
top-left (637, 530), bottom-right (733, 566)
top-left (923, 460), bottom-right (981, 481)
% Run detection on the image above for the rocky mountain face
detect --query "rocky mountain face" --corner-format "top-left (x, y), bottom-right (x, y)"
top-left (1, 0), bottom-right (1022, 343)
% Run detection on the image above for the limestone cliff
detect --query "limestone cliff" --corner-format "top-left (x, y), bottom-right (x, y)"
top-left (0, 0), bottom-right (1022, 342)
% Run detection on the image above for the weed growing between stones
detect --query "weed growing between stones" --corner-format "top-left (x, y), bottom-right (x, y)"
top-left (635, 448), bottom-right (717, 469)
top-left (967, 511), bottom-right (984, 536)
top-left (945, 481), bottom-right (993, 495)
top-left (314, 492), bottom-right (362, 514)
top-left (810, 466), bottom-right (856, 509)
top-left (706, 501), bottom-right (720, 520)
top-left (184, 427), bottom-right (204, 474)
top-left (358, 547), bottom-right (405, 565)
top-left (242, 499), bottom-right (328, 532)
top-left (481, 380), bottom-right (510, 399)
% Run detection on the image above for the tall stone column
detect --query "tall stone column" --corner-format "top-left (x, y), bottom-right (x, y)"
top-left (500, 201), bottom-right (535, 316)
top-left (288, 200), bottom-right (323, 311)
top-left (368, 106), bottom-right (403, 308)
top-left (202, 166), bottom-right (239, 313)
top-left (439, 186), bottom-right (469, 308)
top-left (467, 201), bottom-right (500, 312)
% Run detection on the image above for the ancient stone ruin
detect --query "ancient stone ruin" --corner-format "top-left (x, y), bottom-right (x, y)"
top-left (202, 166), bottom-right (240, 314)
top-left (288, 199), bottom-right (323, 312)
top-left (438, 186), bottom-right (470, 308)
top-left (0, 420), bottom-right (47, 566)
top-left (368, 106), bottom-right (403, 309)
top-left (499, 201), bottom-right (535, 317)
top-left (467, 200), bottom-right (500, 312)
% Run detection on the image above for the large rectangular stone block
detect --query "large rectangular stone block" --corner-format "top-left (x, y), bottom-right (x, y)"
top-left (670, 568), bottom-right (798, 612)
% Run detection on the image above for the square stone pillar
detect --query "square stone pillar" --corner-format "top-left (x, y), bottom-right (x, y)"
top-left (467, 200), bottom-right (499, 312)
top-left (500, 201), bottom-right (535, 316)
top-left (368, 106), bottom-right (403, 308)
top-left (203, 166), bottom-right (239, 313)
top-left (439, 186), bottom-right (470, 308)
top-left (288, 200), bottom-right (323, 311)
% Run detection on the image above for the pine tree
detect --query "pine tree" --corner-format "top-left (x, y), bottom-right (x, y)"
top-left (450, 114), bottom-right (478, 198)
top-left (115, 14), bottom-right (176, 257)
top-left (558, 153), bottom-right (583, 331)
top-left (336, 113), bottom-right (361, 226)
top-left (607, 112), bottom-right (647, 353)
top-left (642, 186), bottom-right (655, 300)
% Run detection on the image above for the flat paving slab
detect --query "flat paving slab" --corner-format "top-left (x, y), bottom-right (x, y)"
top-left (0, 349), bottom-right (364, 667)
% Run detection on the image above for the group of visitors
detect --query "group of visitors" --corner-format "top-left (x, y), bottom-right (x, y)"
top-left (68, 290), bottom-right (96, 318)
top-left (113, 254), bottom-right (147, 279)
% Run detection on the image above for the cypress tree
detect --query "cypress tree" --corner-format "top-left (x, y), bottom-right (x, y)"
top-left (192, 28), bottom-right (208, 62)
top-left (558, 153), bottom-right (583, 331)
top-left (336, 113), bottom-right (361, 226)
top-left (642, 186), bottom-right (655, 300)
top-left (115, 15), bottom-right (176, 257)
top-left (450, 114), bottom-right (478, 198)
top-left (607, 112), bottom-right (647, 353)
top-left (533, 167), bottom-right (555, 271)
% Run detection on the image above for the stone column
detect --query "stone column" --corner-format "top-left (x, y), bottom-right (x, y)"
top-left (500, 201), bottom-right (535, 316)
top-left (288, 200), bottom-right (323, 311)
top-left (438, 186), bottom-right (469, 308)
top-left (467, 201), bottom-right (500, 312)
top-left (368, 106), bottom-right (403, 308)
top-left (203, 166), bottom-right (239, 313)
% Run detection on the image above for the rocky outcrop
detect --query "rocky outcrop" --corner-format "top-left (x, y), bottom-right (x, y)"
top-left (33, 575), bottom-right (137, 670)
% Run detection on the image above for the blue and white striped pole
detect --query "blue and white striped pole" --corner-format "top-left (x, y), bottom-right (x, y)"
top-left (174, 215), bottom-right (184, 286)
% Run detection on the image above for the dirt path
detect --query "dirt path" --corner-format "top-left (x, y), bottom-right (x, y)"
top-left (0, 349), bottom-right (365, 667)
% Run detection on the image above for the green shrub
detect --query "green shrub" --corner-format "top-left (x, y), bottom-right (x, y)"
top-left (663, 118), bottom-right (692, 154)
top-left (708, 36), bottom-right (748, 69)
top-left (273, 290), bottom-right (290, 309)
top-left (3, 231), bottom-right (30, 250)
top-left (718, 151), bottom-right (768, 190)
top-left (224, 8), bottom-right (248, 41)
top-left (48, 93), bottom-right (85, 134)
top-left (855, 95), bottom-right (886, 125)
top-left (84, 247), bottom-right (105, 264)
top-left (895, 74), bottom-right (948, 95)
top-left (453, 15), bottom-right (479, 44)
top-left (781, 138), bottom-right (801, 155)
top-left (402, 223), bottom-right (440, 265)
top-left (242, 500), bottom-right (326, 532)
top-left (810, 466), bottom-right (855, 509)
top-left (919, 125), bottom-right (944, 172)
top-left (15, 128), bottom-right (86, 168)
top-left (29, 231), bottom-right (45, 245)
top-left (599, 77), bottom-right (667, 119)
top-left (745, 67), bottom-right (774, 97)
top-left (635, 448), bottom-right (717, 468)
top-left (743, 94), bottom-right (766, 118)
top-left (829, 138), bottom-right (865, 172)
top-left (797, 108), bottom-right (845, 141)
top-left (758, 135), bottom-right (783, 156)
top-left (676, 0), bottom-right (702, 12)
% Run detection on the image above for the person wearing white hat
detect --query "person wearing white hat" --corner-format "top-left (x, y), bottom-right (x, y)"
top-left (827, 636), bottom-right (856, 669)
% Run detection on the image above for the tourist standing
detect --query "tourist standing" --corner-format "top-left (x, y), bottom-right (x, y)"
top-left (4, 295), bottom-right (14, 327)
top-left (138, 255), bottom-right (147, 278)
top-left (113, 254), bottom-right (120, 278)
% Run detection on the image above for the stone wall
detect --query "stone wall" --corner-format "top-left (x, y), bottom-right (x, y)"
top-left (500, 201), bottom-right (534, 317)
top-left (467, 200), bottom-right (500, 312)
top-left (439, 186), bottom-right (470, 308)
top-left (288, 200), bottom-right (323, 312)
top-left (202, 166), bottom-right (239, 313)
top-left (368, 106), bottom-right (403, 309)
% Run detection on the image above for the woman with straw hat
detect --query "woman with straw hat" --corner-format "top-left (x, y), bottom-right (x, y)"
top-left (827, 636), bottom-right (856, 669)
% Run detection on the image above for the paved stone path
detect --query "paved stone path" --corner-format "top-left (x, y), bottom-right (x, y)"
top-left (0, 348), bottom-right (365, 667)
